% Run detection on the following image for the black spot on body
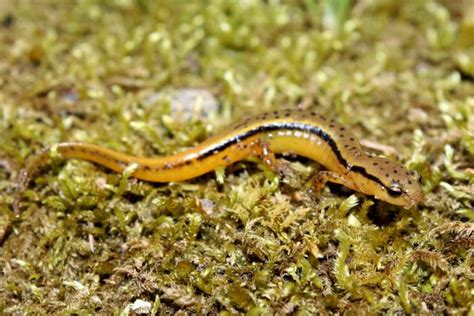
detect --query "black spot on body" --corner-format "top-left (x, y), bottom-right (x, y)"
top-left (2, 14), bottom-right (15, 28)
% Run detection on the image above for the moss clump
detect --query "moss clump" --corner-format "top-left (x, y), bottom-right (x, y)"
top-left (0, 0), bottom-right (473, 314)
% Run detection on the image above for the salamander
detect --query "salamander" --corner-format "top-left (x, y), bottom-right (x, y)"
top-left (13, 109), bottom-right (424, 213)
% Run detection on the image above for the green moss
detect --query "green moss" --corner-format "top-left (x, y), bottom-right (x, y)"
top-left (0, 0), bottom-right (473, 314)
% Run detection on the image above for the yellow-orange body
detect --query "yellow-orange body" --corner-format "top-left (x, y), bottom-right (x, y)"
top-left (15, 109), bottom-right (424, 212)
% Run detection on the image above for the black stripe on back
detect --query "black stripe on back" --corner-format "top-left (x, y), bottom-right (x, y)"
top-left (197, 122), bottom-right (346, 164)
top-left (194, 121), bottom-right (386, 188)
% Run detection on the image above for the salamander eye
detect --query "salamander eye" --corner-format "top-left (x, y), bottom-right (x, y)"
top-left (387, 181), bottom-right (403, 197)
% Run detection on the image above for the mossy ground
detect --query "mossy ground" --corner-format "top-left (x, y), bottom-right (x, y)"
top-left (0, 0), bottom-right (473, 314)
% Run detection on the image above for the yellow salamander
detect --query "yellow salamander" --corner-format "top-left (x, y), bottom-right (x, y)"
top-left (14, 109), bottom-right (424, 213)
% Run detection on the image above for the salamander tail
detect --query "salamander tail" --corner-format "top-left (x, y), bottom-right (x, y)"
top-left (13, 148), bottom-right (52, 216)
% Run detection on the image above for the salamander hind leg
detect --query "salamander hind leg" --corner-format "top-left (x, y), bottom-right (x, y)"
top-left (249, 138), bottom-right (302, 187)
top-left (251, 139), bottom-right (276, 167)
top-left (250, 139), bottom-right (286, 176)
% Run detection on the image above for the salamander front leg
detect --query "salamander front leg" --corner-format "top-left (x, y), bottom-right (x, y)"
top-left (312, 171), bottom-right (358, 193)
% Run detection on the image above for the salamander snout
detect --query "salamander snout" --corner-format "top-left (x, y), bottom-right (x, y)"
top-left (361, 156), bottom-right (424, 208)
top-left (387, 174), bottom-right (424, 208)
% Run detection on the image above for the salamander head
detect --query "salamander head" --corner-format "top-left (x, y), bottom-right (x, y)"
top-left (356, 156), bottom-right (424, 208)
